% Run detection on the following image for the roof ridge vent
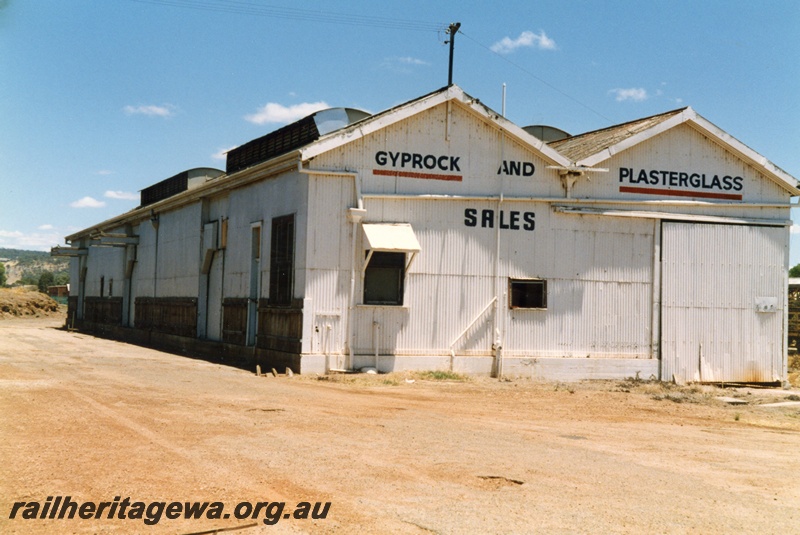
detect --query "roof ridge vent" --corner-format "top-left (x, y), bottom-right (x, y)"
top-left (523, 125), bottom-right (570, 143)
top-left (140, 167), bottom-right (224, 207)
top-left (226, 107), bottom-right (370, 174)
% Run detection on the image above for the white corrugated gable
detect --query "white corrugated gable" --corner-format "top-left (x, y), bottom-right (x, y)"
top-left (571, 107), bottom-right (799, 196)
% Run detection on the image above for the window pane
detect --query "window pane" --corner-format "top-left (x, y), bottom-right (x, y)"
top-left (269, 215), bottom-right (294, 305)
top-left (364, 252), bottom-right (405, 305)
top-left (509, 279), bottom-right (547, 309)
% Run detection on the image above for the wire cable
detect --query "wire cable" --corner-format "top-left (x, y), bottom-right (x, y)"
top-left (124, 1), bottom-right (617, 128)
top-left (459, 30), bottom-right (616, 124)
top-left (126, 0), bottom-right (446, 32)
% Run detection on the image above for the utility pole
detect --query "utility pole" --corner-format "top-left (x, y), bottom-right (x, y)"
top-left (446, 22), bottom-right (461, 86)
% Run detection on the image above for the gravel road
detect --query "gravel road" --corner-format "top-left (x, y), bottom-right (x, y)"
top-left (1, 316), bottom-right (799, 534)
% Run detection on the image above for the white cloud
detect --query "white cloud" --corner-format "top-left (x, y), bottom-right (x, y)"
top-left (380, 56), bottom-right (430, 73)
top-left (70, 196), bottom-right (106, 208)
top-left (123, 104), bottom-right (175, 117)
top-left (212, 146), bottom-right (238, 160)
top-left (398, 56), bottom-right (429, 66)
top-left (245, 101), bottom-right (329, 125)
top-left (104, 190), bottom-right (138, 201)
top-left (38, 224), bottom-right (54, 230)
top-left (791, 223), bottom-right (800, 235)
top-left (609, 88), bottom-right (649, 102)
top-left (490, 30), bottom-right (557, 54)
top-left (0, 229), bottom-right (64, 251)
top-left (96, 169), bottom-right (114, 176)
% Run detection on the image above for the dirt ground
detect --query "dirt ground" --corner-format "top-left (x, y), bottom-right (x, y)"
top-left (1, 314), bottom-right (800, 534)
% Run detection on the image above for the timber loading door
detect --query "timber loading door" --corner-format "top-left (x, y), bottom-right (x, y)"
top-left (660, 222), bottom-right (786, 383)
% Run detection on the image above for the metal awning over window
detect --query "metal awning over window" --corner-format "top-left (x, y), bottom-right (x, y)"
top-left (361, 223), bottom-right (420, 273)
top-left (362, 223), bottom-right (421, 252)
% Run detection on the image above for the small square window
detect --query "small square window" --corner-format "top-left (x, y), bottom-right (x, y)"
top-left (509, 279), bottom-right (547, 309)
top-left (364, 252), bottom-right (405, 305)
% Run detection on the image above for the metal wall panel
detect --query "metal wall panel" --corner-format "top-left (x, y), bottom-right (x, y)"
top-left (572, 123), bottom-right (790, 204)
top-left (155, 204), bottom-right (202, 296)
top-left (304, 174), bottom-right (355, 361)
top-left (661, 222), bottom-right (786, 382)
top-left (313, 103), bottom-right (565, 199)
top-left (224, 172), bottom-right (309, 299)
top-left (132, 221), bottom-right (156, 301)
top-left (204, 195), bottom-right (229, 341)
top-left (338, 197), bottom-right (655, 358)
top-left (84, 228), bottom-right (127, 298)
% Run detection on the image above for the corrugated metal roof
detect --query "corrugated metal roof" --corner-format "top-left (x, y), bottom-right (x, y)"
top-left (548, 108), bottom-right (687, 162)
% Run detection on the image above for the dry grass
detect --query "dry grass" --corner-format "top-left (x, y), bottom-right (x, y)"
top-left (789, 352), bottom-right (800, 387)
top-left (0, 287), bottom-right (61, 318)
top-left (312, 369), bottom-right (471, 387)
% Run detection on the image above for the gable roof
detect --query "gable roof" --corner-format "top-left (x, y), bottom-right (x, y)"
top-left (64, 85), bottom-right (574, 242)
top-left (549, 107), bottom-right (800, 196)
top-left (549, 108), bottom-right (686, 163)
top-left (299, 84), bottom-right (573, 168)
top-left (64, 89), bottom-right (797, 243)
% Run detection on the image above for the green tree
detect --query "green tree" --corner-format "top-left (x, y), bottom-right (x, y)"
top-left (791, 264), bottom-right (800, 278)
top-left (37, 271), bottom-right (55, 293)
top-left (0, 262), bottom-right (6, 287)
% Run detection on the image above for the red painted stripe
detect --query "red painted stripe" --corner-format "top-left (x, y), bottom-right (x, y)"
top-left (373, 169), bottom-right (462, 182)
top-left (619, 186), bottom-right (742, 201)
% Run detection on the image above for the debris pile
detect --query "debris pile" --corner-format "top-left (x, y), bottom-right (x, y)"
top-left (0, 288), bottom-right (61, 318)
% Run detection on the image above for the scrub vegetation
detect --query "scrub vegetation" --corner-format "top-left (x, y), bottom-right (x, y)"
top-left (414, 370), bottom-right (468, 382)
top-left (315, 369), bottom-right (469, 386)
top-left (0, 248), bottom-right (69, 288)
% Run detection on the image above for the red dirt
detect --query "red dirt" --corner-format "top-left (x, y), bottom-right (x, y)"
top-left (1, 315), bottom-right (799, 534)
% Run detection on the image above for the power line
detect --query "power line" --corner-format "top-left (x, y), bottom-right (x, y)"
top-left (126, 0), bottom-right (446, 32)
top-left (458, 30), bottom-right (616, 124)
top-left (125, 1), bottom-right (614, 126)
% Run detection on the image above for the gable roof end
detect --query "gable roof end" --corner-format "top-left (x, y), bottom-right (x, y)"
top-left (299, 84), bottom-right (572, 168)
top-left (549, 107), bottom-right (799, 196)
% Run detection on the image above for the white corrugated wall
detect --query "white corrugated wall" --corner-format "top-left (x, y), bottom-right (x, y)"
top-left (661, 222), bottom-right (786, 382)
top-left (340, 198), bottom-right (654, 359)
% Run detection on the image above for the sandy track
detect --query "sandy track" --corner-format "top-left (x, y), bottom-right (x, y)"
top-left (1, 315), bottom-right (799, 534)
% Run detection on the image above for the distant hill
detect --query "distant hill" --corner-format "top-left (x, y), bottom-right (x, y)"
top-left (0, 248), bottom-right (69, 286)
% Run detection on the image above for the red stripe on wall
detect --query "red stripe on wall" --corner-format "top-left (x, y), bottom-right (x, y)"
top-left (619, 186), bottom-right (743, 201)
top-left (373, 169), bottom-right (463, 182)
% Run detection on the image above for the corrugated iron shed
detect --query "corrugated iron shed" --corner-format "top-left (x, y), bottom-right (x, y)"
top-left (54, 85), bottom-right (798, 384)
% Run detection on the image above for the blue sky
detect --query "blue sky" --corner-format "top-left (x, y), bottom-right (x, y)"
top-left (1, 1), bottom-right (799, 262)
